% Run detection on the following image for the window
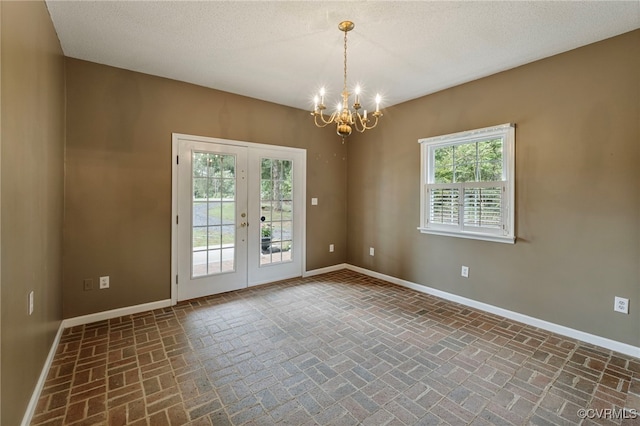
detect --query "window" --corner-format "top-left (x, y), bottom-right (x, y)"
top-left (419, 123), bottom-right (515, 243)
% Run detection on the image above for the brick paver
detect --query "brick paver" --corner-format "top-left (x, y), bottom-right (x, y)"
top-left (31, 270), bottom-right (640, 425)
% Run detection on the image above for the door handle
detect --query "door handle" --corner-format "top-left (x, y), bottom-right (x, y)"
top-left (240, 222), bottom-right (247, 227)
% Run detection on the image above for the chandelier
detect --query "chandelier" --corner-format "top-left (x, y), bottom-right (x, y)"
top-left (311, 21), bottom-right (383, 142)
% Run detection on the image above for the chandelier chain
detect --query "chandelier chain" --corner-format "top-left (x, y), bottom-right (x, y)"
top-left (343, 30), bottom-right (348, 94)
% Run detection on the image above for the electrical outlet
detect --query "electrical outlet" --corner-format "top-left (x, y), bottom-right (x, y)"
top-left (461, 266), bottom-right (469, 278)
top-left (614, 296), bottom-right (629, 314)
top-left (28, 291), bottom-right (34, 315)
top-left (99, 276), bottom-right (110, 289)
top-left (329, 244), bottom-right (334, 252)
top-left (370, 247), bottom-right (375, 256)
top-left (83, 278), bottom-right (93, 291)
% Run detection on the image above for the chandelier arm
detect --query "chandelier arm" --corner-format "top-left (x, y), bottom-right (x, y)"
top-left (354, 112), bottom-right (380, 132)
top-left (313, 115), bottom-right (331, 128)
top-left (365, 114), bottom-right (380, 130)
top-left (353, 114), bottom-right (364, 133)
top-left (314, 111), bottom-right (339, 127)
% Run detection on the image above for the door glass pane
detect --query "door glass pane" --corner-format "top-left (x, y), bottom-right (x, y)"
top-left (192, 151), bottom-right (236, 277)
top-left (220, 202), bottom-right (235, 225)
top-left (207, 249), bottom-right (222, 274)
top-left (260, 158), bottom-right (293, 266)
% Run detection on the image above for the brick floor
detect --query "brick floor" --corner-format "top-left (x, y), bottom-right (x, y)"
top-left (31, 270), bottom-right (640, 425)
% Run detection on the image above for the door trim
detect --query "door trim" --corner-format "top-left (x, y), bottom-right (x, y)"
top-left (171, 133), bottom-right (307, 305)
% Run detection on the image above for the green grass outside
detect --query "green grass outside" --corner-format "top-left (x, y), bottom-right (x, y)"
top-left (192, 202), bottom-right (292, 247)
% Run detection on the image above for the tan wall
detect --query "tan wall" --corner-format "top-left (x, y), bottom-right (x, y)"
top-left (64, 59), bottom-right (347, 318)
top-left (0, 1), bottom-right (65, 424)
top-left (347, 30), bottom-right (640, 346)
top-left (0, 5), bottom-right (635, 422)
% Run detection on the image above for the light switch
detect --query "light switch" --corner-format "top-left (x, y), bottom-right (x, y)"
top-left (311, 198), bottom-right (318, 205)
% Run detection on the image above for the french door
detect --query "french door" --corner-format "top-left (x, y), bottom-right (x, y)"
top-left (172, 134), bottom-right (305, 302)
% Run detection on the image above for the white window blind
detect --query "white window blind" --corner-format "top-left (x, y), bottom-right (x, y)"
top-left (461, 183), bottom-right (504, 232)
top-left (428, 184), bottom-right (460, 226)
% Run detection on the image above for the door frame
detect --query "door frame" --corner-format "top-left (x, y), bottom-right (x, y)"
top-left (170, 133), bottom-right (307, 305)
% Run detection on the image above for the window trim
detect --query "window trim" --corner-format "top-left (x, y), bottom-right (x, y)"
top-left (418, 123), bottom-right (516, 244)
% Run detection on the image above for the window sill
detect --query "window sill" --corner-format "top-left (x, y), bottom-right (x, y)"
top-left (417, 227), bottom-right (516, 244)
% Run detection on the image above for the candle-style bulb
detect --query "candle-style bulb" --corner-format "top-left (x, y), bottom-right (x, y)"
top-left (375, 94), bottom-right (381, 112)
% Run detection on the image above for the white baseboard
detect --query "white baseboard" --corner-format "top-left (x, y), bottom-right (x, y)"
top-left (62, 299), bottom-right (173, 328)
top-left (304, 263), bottom-right (348, 277)
top-left (21, 323), bottom-right (64, 426)
top-left (345, 264), bottom-right (640, 359)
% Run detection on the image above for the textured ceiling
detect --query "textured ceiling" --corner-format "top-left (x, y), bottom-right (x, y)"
top-left (46, 1), bottom-right (640, 112)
